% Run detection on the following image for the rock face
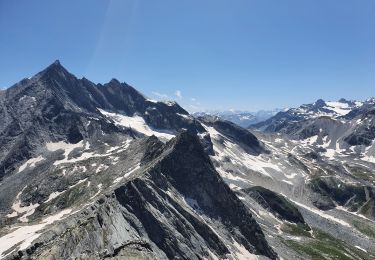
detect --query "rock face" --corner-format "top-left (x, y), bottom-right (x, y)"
top-left (4, 132), bottom-right (276, 260)
top-left (242, 186), bottom-right (308, 228)
top-left (199, 115), bottom-right (268, 155)
top-left (309, 176), bottom-right (375, 216)
top-left (344, 110), bottom-right (375, 146)
top-left (0, 62), bottom-right (276, 260)
top-left (0, 61), bottom-right (202, 180)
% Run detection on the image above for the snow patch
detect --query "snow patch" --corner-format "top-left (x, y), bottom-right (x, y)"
top-left (355, 245), bottom-right (367, 252)
top-left (48, 139), bottom-right (131, 166)
top-left (98, 108), bottom-right (175, 140)
top-left (282, 180), bottom-right (293, 185)
top-left (203, 125), bottom-right (280, 178)
top-left (324, 101), bottom-right (351, 116)
top-left (19, 95), bottom-right (36, 102)
top-left (90, 184), bottom-right (103, 200)
top-left (46, 141), bottom-right (85, 165)
top-left (177, 113), bottom-right (192, 119)
top-left (7, 189), bottom-right (40, 222)
top-left (18, 155), bottom-right (45, 173)
top-left (231, 240), bottom-right (259, 260)
top-left (290, 199), bottom-right (351, 227)
top-left (0, 209), bottom-right (72, 257)
top-left (95, 164), bottom-right (109, 173)
top-left (113, 164), bottom-right (140, 184)
top-left (45, 190), bottom-right (66, 203)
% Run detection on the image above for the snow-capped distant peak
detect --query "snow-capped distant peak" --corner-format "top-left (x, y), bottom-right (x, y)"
top-left (285, 98), bottom-right (366, 119)
top-left (324, 101), bottom-right (351, 116)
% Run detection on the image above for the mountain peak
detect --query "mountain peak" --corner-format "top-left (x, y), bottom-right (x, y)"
top-left (38, 59), bottom-right (71, 80)
top-left (338, 98), bottom-right (348, 103)
top-left (108, 78), bottom-right (121, 85)
top-left (46, 59), bottom-right (65, 70)
top-left (172, 131), bottom-right (203, 150)
top-left (314, 99), bottom-right (326, 107)
top-left (53, 59), bottom-right (61, 65)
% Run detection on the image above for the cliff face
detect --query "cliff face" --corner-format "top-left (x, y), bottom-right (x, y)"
top-left (0, 61), bottom-right (201, 181)
top-left (11, 132), bottom-right (275, 260)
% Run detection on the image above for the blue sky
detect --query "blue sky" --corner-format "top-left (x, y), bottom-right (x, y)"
top-left (1, 0), bottom-right (374, 111)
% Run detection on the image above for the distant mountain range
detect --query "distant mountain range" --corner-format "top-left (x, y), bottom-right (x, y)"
top-left (253, 98), bottom-right (375, 147)
top-left (254, 98), bottom-right (374, 130)
top-left (193, 108), bottom-right (283, 128)
top-left (0, 61), bottom-right (375, 259)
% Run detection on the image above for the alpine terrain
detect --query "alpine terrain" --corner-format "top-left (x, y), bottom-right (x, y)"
top-left (193, 109), bottom-right (282, 128)
top-left (0, 61), bottom-right (374, 260)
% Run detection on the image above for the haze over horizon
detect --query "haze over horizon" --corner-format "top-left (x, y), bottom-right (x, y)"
top-left (1, 0), bottom-right (374, 112)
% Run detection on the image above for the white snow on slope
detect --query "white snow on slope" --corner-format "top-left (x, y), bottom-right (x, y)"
top-left (113, 164), bottom-right (141, 184)
top-left (177, 113), bottom-right (192, 119)
top-left (322, 141), bottom-right (346, 160)
top-left (46, 140), bottom-right (85, 155)
top-left (98, 108), bottom-right (175, 140)
top-left (231, 241), bottom-right (259, 260)
top-left (47, 139), bottom-right (132, 166)
top-left (335, 206), bottom-right (373, 222)
top-left (7, 189), bottom-right (40, 222)
top-left (90, 184), bottom-right (103, 200)
top-left (361, 155), bottom-right (375, 164)
top-left (203, 125), bottom-right (280, 178)
top-left (96, 164), bottom-right (109, 173)
top-left (45, 190), bottom-right (66, 203)
top-left (0, 209), bottom-right (72, 258)
top-left (46, 141), bottom-right (85, 165)
top-left (355, 245), bottom-right (367, 253)
top-left (216, 167), bottom-right (251, 184)
top-left (290, 199), bottom-right (351, 227)
top-left (19, 95), bottom-right (36, 102)
top-left (18, 155), bottom-right (45, 173)
top-left (361, 141), bottom-right (375, 163)
top-left (324, 101), bottom-right (351, 116)
top-left (44, 178), bottom-right (89, 203)
top-left (300, 135), bottom-right (318, 145)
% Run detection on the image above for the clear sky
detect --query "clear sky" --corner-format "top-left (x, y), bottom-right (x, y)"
top-left (1, 0), bottom-right (374, 112)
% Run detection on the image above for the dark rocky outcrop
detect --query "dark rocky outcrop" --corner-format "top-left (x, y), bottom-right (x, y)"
top-left (309, 176), bottom-right (375, 217)
top-left (199, 115), bottom-right (268, 155)
top-left (243, 186), bottom-right (309, 229)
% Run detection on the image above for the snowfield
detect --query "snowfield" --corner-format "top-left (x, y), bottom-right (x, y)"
top-left (0, 209), bottom-right (73, 258)
top-left (98, 108), bottom-right (175, 140)
top-left (18, 155), bottom-right (45, 173)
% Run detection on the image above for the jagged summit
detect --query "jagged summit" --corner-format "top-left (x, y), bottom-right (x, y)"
top-left (108, 78), bottom-right (121, 85)
top-left (313, 98), bottom-right (326, 107)
top-left (53, 59), bottom-right (61, 65)
top-left (0, 61), bottom-right (203, 180)
top-left (38, 59), bottom-right (71, 79)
